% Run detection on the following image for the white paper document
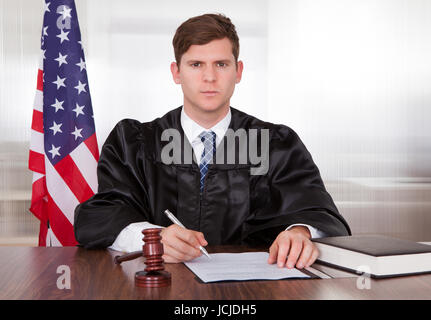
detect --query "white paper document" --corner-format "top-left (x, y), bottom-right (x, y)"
top-left (184, 252), bottom-right (311, 283)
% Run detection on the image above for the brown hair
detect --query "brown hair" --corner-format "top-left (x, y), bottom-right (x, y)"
top-left (172, 13), bottom-right (240, 67)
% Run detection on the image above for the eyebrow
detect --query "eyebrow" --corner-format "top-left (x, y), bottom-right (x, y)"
top-left (215, 59), bottom-right (232, 64)
top-left (185, 59), bottom-right (233, 64)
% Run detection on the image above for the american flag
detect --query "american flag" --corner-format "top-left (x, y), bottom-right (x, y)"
top-left (29, 0), bottom-right (99, 246)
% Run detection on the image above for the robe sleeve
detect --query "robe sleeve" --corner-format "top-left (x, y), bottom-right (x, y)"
top-left (243, 126), bottom-right (351, 245)
top-left (74, 119), bottom-right (151, 249)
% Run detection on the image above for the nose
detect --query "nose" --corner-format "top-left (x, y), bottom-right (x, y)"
top-left (202, 65), bottom-right (216, 82)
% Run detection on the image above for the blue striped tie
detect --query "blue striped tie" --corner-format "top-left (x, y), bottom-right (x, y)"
top-left (199, 131), bottom-right (216, 193)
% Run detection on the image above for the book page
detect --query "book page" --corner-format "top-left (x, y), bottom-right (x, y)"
top-left (184, 252), bottom-right (310, 283)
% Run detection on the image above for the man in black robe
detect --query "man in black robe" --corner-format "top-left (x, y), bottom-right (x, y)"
top-left (74, 14), bottom-right (350, 269)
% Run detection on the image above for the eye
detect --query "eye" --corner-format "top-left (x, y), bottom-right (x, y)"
top-left (217, 62), bottom-right (227, 67)
top-left (191, 62), bottom-right (201, 67)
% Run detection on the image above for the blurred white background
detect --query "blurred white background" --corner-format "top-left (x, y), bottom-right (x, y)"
top-left (1, 0), bottom-right (430, 245)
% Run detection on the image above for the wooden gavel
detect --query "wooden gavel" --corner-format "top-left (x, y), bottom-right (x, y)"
top-left (114, 228), bottom-right (171, 287)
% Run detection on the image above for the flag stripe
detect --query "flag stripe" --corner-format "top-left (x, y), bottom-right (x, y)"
top-left (33, 90), bottom-right (43, 112)
top-left (37, 69), bottom-right (43, 91)
top-left (29, 175), bottom-right (48, 222)
top-left (29, 149), bottom-right (45, 174)
top-left (70, 141), bottom-right (98, 193)
top-left (46, 193), bottom-right (77, 246)
top-left (84, 132), bottom-right (99, 161)
top-left (45, 157), bottom-right (80, 225)
top-left (54, 154), bottom-right (94, 204)
top-left (31, 110), bottom-right (44, 133)
top-left (38, 222), bottom-right (48, 247)
top-left (46, 227), bottom-right (62, 246)
top-left (32, 171), bottom-right (44, 183)
top-left (31, 175), bottom-right (47, 203)
top-left (33, 89), bottom-right (43, 112)
top-left (30, 130), bottom-right (45, 154)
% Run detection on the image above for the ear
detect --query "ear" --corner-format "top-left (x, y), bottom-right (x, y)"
top-left (235, 60), bottom-right (244, 84)
top-left (170, 62), bottom-right (181, 84)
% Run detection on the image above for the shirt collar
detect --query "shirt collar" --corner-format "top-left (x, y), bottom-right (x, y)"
top-left (181, 106), bottom-right (231, 146)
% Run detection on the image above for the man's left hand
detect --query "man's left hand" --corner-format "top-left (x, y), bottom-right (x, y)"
top-left (267, 226), bottom-right (319, 269)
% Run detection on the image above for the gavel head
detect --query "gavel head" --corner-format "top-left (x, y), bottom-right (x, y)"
top-left (115, 227), bottom-right (171, 287)
top-left (142, 228), bottom-right (165, 273)
top-left (135, 228), bottom-right (171, 287)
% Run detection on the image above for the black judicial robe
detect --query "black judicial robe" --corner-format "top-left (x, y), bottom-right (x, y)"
top-left (74, 107), bottom-right (351, 249)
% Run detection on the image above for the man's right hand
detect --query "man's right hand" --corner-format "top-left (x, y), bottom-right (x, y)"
top-left (159, 224), bottom-right (208, 263)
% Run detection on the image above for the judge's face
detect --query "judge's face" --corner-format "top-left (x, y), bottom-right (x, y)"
top-left (171, 38), bottom-right (243, 121)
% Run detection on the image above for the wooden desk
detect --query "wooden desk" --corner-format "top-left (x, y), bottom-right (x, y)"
top-left (1, 246), bottom-right (430, 300)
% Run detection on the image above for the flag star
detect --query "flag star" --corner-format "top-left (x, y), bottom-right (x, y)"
top-left (44, 2), bottom-right (50, 13)
top-left (43, 26), bottom-right (48, 37)
top-left (74, 80), bottom-right (87, 94)
top-left (56, 29), bottom-right (70, 44)
top-left (76, 58), bottom-right (86, 72)
top-left (78, 40), bottom-right (83, 49)
top-left (50, 98), bottom-right (64, 112)
top-left (48, 144), bottom-right (61, 159)
top-left (72, 103), bottom-right (85, 117)
top-left (71, 126), bottom-right (83, 140)
top-left (52, 75), bottom-right (66, 89)
top-left (54, 52), bottom-right (68, 67)
top-left (49, 121), bottom-right (63, 135)
top-left (41, 49), bottom-right (46, 60)
top-left (59, 6), bottom-right (72, 20)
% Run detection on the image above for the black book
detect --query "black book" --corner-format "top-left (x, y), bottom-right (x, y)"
top-left (312, 235), bottom-right (431, 278)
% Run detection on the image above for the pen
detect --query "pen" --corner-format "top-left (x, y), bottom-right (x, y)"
top-left (164, 209), bottom-right (211, 259)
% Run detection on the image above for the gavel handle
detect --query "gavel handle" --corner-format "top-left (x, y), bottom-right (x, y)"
top-left (114, 250), bottom-right (143, 264)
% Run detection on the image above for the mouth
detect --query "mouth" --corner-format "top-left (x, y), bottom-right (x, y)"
top-left (201, 91), bottom-right (219, 97)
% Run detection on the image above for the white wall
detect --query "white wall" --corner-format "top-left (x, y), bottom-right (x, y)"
top-left (267, 0), bottom-right (431, 179)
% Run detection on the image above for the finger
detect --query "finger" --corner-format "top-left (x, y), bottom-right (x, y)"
top-left (295, 241), bottom-right (313, 269)
top-left (166, 237), bottom-right (201, 258)
top-left (286, 239), bottom-right (302, 269)
top-left (305, 248), bottom-right (320, 267)
top-left (276, 239), bottom-right (291, 268)
top-left (162, 226), bottom-right (202, 256)
top-left (163, 242), bottom-right (198, 262)
top-left (175, 228), bottom-right (203, 249)
top-left (161, 229), bottom-right (201, 258)
top-left (267, 242), bottom-right (278, 264)
top-left (196, 232), bottom-right (208, 247)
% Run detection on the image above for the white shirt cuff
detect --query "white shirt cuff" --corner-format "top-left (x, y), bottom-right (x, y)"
top-left (285, 223), bottom-right (327, 239)
top-left (108, 221), bottom-right (163, 253)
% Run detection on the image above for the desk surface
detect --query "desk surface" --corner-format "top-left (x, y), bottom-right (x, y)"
top-left (1, 246), bottom-right (430, 300)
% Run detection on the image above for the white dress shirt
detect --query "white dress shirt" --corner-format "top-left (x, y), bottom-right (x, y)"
top-left (180, 107), bottom-right (232, 165)
top-left (109, 107), bottom-right (326, 252)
